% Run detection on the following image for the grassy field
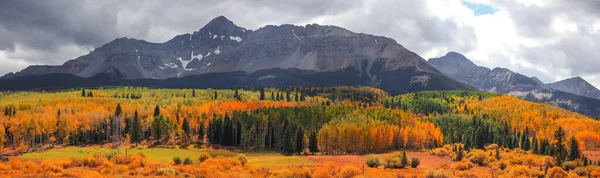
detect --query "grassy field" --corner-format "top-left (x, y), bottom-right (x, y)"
top-left (21, 146), bottom-right (315, 167)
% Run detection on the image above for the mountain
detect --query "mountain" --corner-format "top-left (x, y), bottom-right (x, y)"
top-left (0, 16), bottom-right (472, 95)
top-left (429, 51), bottom-right (600, 118)
top-left (530, 77), bottom-right (545, 86)
top-left (428, 52), bottom-right (543, 93)
top-left (548, 77), bottom-right (600, 100)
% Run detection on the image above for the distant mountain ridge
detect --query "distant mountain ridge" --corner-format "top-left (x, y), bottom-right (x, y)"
top-left (429, 51), bottom-right (600, 118)
top-left (429, 52), bottom-right (543, 93)
top-left (0, 16), bottom-right (472, 95)
top-left (548, 77), bottom-right (600, 100)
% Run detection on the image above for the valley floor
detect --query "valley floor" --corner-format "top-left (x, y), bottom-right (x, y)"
top-left (9, 145), bottom-right (497, 177)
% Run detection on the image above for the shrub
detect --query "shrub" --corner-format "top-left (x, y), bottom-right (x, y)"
top-left (485, 144), bottom-right (499, 151)
top-left (573, 167), bottom-right (588, 176)
top-left (235, 154), bottom-right (247, 166)
top-left (289, 167), bottom-right (312, 178)
top-left (104, 151), bottom-right (118, 160)
top-left (385, 152), bottom-right (408, 169)
top-left (562, 160), bottom-right (581, 171)
top-left (592, 170), bottom-right (600, 177)
top-left (312, 167), bottom-right (332, 178)
top-left (112, 155), bottom-right (132, 165)
top-left (466, 150), bottom-right (488, 166)
top-left (199, 157), bottom-right (242, 171)
top-left (336, 165), bottom-right (362, 178)
top-left (424, 169), bottom-right (452, 178)
top-left (505, 165), bottom-right (535, 177)
top-left (496, 161), bottom-right (508, 170)
top-left (172, 157), bottom-right (182, 165)
top-left (429, 148), bottom-right (450, 156)
top-left (183, 157), bottom-right (193, 165)
top-left (197, 152), bottom-right (211, 163)
top-left (410, 158), bottom-right (420, 168)
top-left (546, 166), bottom-right (567, 178)
top-left (365, 155), bottom-right (382, 168)
top-left (453, 161), bottom-right (472, 171)
top-left (384, 157), bottom-right (400, 169)
top-left (82, 156), bottom-right (102, 168)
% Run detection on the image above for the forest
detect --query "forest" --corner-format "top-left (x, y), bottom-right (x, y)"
top-left (0, 86), bottom-right (599, 177)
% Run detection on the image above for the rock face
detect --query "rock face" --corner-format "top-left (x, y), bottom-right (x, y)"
top-left (5, 16), bottom-right (439, 81)
top-left (548, 77), bottom-right (600, 100)
top-left (428, 52), bottom-right (543, 93)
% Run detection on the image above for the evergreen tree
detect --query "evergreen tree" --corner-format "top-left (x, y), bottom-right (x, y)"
top-left (234, 90), bottom-right (240, 100)
top-left (455, 146), bottom-right (463, 161)
top-left (192, 89), bottom-right (196, 97)
top-left (554, 126), bottom-right (567, 165)
top-left (153, 105), bottom-right (161, 117)
top-left (531, 136), bottom-right (538, 154)
top-left (281, 121), bottom-right (292, 155)
top-left (131, 110), bottom-right (141, 146)
top-left (115, 103), bottom-right (122, 117)
top-left (567, 135), bottom-right (581, 161)
top-left (259, 88), bottom-right (265, 100)
top-left (308, 132), bottom-right (318, 154)
top-left (522, 134), bottom-right (530, 151)
top-left (495, 148), bottom-right (501, 160)
top-left (81, 88), bottom-right (86, 97)
top-left (400, 151), bottom-right (409, 168)
top-left (198, 122), bottom-right (205, 144)
top-left (182, 118), bottom-right (190, 138)
top-left (214, 91), bottom-right (218, 100)
top-left (124, 117), bottom-right (131, 136)
top-left (271, 92), bottom-right (275, 101)
top-left (294, 126), bottom-right (304, 154)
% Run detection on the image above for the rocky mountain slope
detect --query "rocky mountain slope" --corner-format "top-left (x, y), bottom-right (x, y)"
top-left (428, 52), bottom-right (544, 93)
top-left (1, 16), bottom-right (471, 95)
top-left (5, 16), bottom-right (438, 79)
top-left (547, 77), bottom-right (600, 100)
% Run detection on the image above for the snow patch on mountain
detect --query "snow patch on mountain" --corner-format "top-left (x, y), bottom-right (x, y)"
top-left (230, 36), bottom-right (242, 42)
top-left (159, 63), bottom-right (178, 69)
top-left (214, 46), bottom-right (221, 54)
top-left (292, 29), bottom-right (301, 40)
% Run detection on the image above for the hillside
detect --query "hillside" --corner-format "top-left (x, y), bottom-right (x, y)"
top-left (1, 87), bottom-right (599, 177)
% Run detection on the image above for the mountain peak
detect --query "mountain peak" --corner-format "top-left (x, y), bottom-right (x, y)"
top-left (208, 16), bottom-right (233, 25)
top-left (548, 76), bottom-right (600, 99)
top-left (201, 16), bottom-right (238, 32)
top-left (556, 76), bottom-right (590, 85)
top-left (531, 77), bottom-right (545, 85)
top-left (569, 76), bottom-right (585, 81)
top-left (428, 51), bottom-right (477, 70)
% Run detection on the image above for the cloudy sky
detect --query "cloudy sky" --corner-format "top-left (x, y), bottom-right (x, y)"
top-left (1, 0), bottom-right (599, 87)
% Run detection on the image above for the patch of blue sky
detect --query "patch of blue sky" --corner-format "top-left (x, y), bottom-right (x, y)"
top-left (461, 0), bottom-right (498, 16)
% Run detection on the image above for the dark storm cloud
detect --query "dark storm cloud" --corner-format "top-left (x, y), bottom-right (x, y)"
top-left (0, 0), bottom-right (363, 71)
top-left (0, 0), bottom-right (120, 52)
